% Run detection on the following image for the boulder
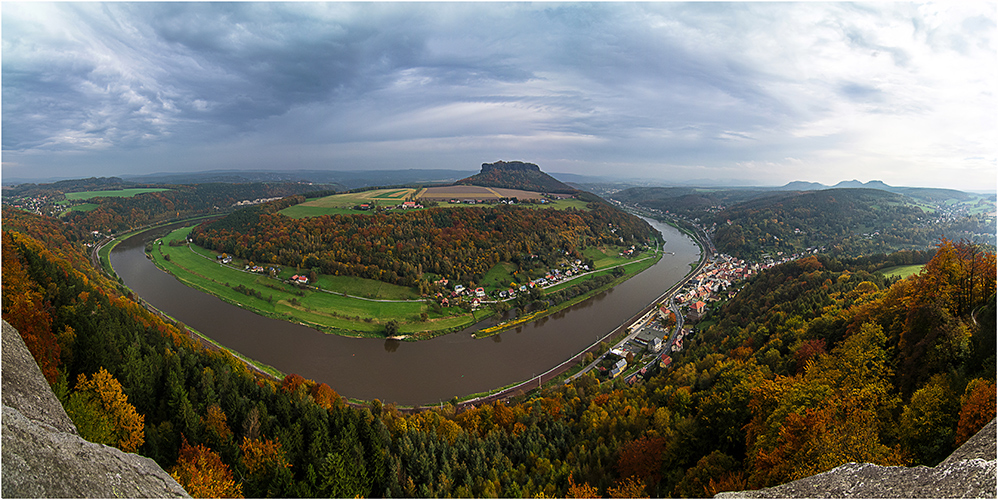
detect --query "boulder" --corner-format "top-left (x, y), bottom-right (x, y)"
top-left (1, 320), bottom-right (189, 498)
top-left (716, 419), bottom-right (996, 498)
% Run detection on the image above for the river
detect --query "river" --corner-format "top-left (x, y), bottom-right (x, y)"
top-left (111, 218), bottom-right (700, 405)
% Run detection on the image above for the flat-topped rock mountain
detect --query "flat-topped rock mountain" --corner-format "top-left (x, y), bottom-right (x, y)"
top-left (457, 160), bottom-right (577, 194)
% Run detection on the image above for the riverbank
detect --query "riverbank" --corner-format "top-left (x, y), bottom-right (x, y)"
top-left (111, 215), bottom-right (701, 406)
top-left (143, 223), bottom-right (663, 341)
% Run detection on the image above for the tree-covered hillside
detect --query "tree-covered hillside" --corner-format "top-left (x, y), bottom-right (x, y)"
top-left (192, 195), bottom-right (652, 288)
top-left (616, 187), bottom-right (995, 261)
top-left (710, 189), bottom-right (994, 260)
top-left (3, 205), bottom-right (993, 498)
top-left (62, 183), bottom-right (336, 234)
top-left (612, 186), bottom-right (774, 217)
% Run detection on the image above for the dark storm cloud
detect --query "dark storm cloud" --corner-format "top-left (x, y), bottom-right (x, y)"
top-left (2, 2), bottom-right (994, 190)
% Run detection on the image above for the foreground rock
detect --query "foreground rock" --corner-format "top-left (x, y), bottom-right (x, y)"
top-left (2, 320), bottom-right (189, 498)
top-left (717, 419), bottom-right (996, 498)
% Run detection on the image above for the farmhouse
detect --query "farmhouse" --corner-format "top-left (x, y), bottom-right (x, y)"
top-left (609, 358), bottom-right (628, 378)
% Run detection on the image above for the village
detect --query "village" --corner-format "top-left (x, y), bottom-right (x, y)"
top-left (432, 256), bottom-right (600, 310)
top-left (571, 244), bottom-right (815, 388)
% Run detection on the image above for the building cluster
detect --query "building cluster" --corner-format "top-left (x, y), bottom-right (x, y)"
top-left (435, 258), bottom-right (595, 309)
top-left (673, 253), bottom-right (755, 317)
top-left (232, 197), bottom-right (283, 207)
top-left (4, 195), bottom-right (53, 215)
top-left (355, 201), bottom-right (425, 211)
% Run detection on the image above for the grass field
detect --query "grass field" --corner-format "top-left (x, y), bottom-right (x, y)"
top-left (60, 203), bottom-right (100, 215)
top-left (480, 262), bottom-right (519, 290)
top-left (65, 188), bottom-right (172, 200)
top-left (880, 264), bottom-right (924, 279)
top-left (278, 188), bottom-right (417, 218)
top-left (150, 226), bottom-right (480, 338)
top-left (280, 187), bottom-right (590, 219)
top-left (277, 205), bottom-right (360, 218)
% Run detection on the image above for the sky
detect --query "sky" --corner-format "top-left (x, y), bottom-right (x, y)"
top-left (2, 2), bottom-right (996, 190)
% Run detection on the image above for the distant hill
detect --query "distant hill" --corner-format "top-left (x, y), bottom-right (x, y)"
top-left (779, 179), bottom-right (974, 204)
top-left (6, 177), bottom-right (133, 198)
top-left (456, 161), bottom-right (577, 194)
top-left (711, 188), bottom-right (994, 260)
top-left (120, 169), bottom-right (476, 190)
top-left (611, 186), bottom-right (776, 215)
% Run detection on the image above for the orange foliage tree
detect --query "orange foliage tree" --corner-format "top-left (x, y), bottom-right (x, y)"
top-left (171, 436), bottom-right (243, 498)
top-left (309, 382), bottom-right (341, 411)
top-left (616, 435), bottom-right (666, 483)
top-left (955, 378), bottom-right (997, 447)
top-left (2, 232), bottom-right (60, 383)
top-left (608, 476), bottom-right (648, 498)
top-left (565, 473), bottom-right (599, 498)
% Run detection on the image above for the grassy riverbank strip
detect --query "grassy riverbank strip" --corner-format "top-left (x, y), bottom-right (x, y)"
top-left (472, 250), bottom-right (662, 338)
top-left (149, 226), bottom-right (486, 339)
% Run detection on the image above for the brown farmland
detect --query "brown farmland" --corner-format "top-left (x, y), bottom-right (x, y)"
top-left (416, 185), bottom-right (547, 201)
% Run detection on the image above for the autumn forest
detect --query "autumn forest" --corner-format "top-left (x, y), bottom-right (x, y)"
top-left (1, 180), bottom-right (996, 497)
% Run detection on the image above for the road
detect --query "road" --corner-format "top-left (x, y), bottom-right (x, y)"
top-left (564, 221), bottom-right (710, 385)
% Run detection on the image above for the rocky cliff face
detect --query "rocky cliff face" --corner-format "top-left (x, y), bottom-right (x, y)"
top-left (716, 419), bottom-right (996, 498)
top-left (1, 320), bottom-right (190, 498)
top-left (480, 160), bottom-right (541, 173)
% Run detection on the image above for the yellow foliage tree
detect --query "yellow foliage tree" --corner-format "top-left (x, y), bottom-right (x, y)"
top-left (566, 473), bottom-right (599, 498)
top-left (73, 367), bottom-right (145, 453)
top-left (203, 403), bottom-right (232, 444)
top-left (240, 436), bottom-right (291, 475)
top-left (608, 476), bottom-right (648, 498)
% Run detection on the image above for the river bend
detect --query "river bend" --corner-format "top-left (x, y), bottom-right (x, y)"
top-left (111, 218), bottom-right (699, 405)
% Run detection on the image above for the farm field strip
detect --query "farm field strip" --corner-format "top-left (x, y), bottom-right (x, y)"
top-left (65, 188), bottom-right (172, 200)
top-left (281, 187), bottom-right (589, 218)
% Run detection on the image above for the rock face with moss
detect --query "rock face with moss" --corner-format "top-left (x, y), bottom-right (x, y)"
top-left (715, 418), bottom-right (996, 498)
top-left (1, 320), bottom-right (189, 498)
top-left (457, 160), bottom-right (577, 194)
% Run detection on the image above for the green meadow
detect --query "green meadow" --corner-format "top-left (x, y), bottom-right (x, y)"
top-left (880, 264), bottom-right (925, 279)
top-left (59, 203), bottom-right (100, 216)
top-left (65, 188), bottom-right (172, 200)
top-left (148, 222), bottom-right (660, 340)
top-left (150, 226), bottom-right (481, 338)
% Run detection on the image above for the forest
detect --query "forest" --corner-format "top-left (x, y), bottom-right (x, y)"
top-left (616, 187), bottom-right (995, 261)
top-left (61, 183), bottom-right (335, 235)
top-left (191, 195), bottom-right (653, 288)
top-left (2, 201), bottom-right (994, 498)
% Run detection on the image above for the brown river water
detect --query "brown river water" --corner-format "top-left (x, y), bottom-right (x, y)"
top-left (111, 218), bottom-right (699, 405)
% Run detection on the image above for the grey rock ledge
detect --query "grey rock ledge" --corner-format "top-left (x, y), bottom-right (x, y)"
top-left (2, 320), bottom-right (190, 498)
top-left (716, 419), bottom-right (996, 498)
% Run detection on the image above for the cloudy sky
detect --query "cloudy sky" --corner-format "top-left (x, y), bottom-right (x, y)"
top-left (3, 2), bottom-right (995, 190)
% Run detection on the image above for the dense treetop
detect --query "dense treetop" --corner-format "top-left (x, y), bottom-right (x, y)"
top-left (193, 196), bottom-right (652, 287)
top-left (1, 187), bottom-right (994, 498)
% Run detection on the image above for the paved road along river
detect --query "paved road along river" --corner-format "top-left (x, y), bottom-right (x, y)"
top-left (111, 217), bottom-right (700, 405)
